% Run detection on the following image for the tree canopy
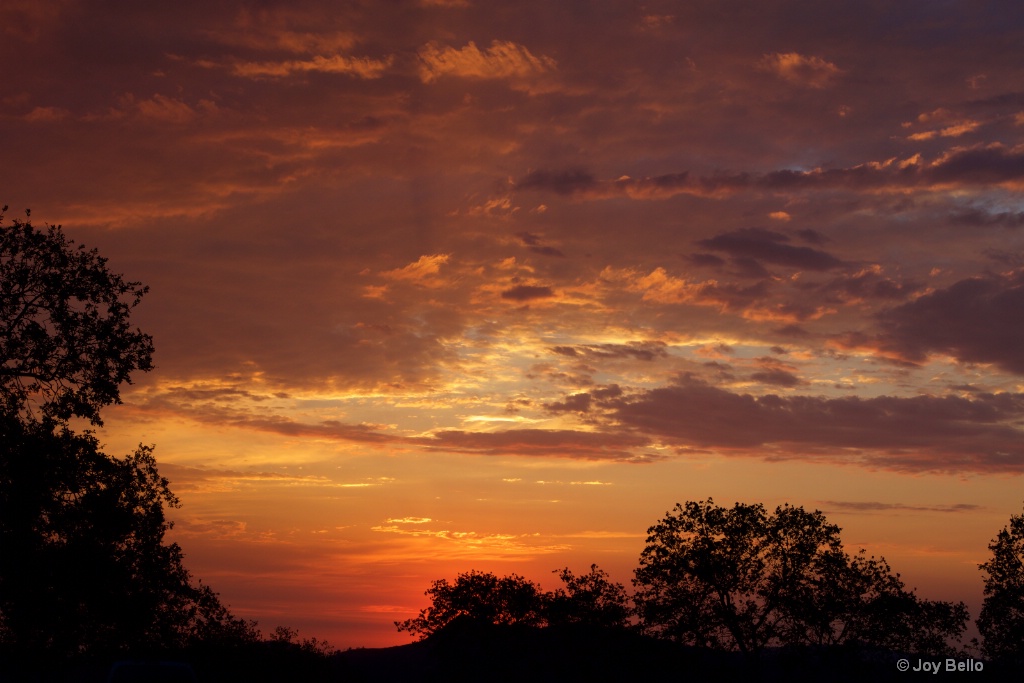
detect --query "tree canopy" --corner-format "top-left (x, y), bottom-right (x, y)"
top-left (0, 208), bottom-right (153, 425)
top-left (0, 414), bottom-right (254, 657)
top-left (545, 564), bottom-right (631, 629)
top-left (633, 498), bottom-right (968, 658)
top-left (976, 505), bottom-right (1024, 662)
top-left (0, 211), bottom-right (250, 660)
top-left (395, 571), bottom-right (546, 638)
top-left (395, 565), bottom-right (633, 639)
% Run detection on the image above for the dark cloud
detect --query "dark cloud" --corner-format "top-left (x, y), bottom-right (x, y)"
top-left (609, 375), bottom-right (1024, 472)
top-left (416, 428), bottom-right (654, 462)
top-left (529, 245), bottom-right (567, 257)
top-left (548, 342), bottom-right (668, 362)
top-left (697, 228), bottom-right (845, 271)
top-left (516, 231), bottom-right (565, 257)
top-left (951, 208), bottom-right (1024, 229)
top-left (544, 392), bottom-right (592, 413)
top-left (796, 229), bottom-right (828, 244)
top-left (749, 369), bottom-right (802, 387)
top-left (925, 145), bottom-right (1024, 185)
top-left (514, 169), bottom-right (596, 195)
top-left (984, 250), bottom-right (1024, 268)
top-left (501, 285), bottom-right (556, 301)
top-left (591, 384), bottom-right (623, 400)
top-left (775, 325), bottom-right (812, 338)
top-left (686, 253), bottom-right (726, 268)
top-left (814, 271), bottom-right (922, 303)
top-left (514, 147), bottom-right (1024, 202)
top-left (136, 393), bottom-right (398, 444)
top-left (821, 501), bottom-right (983, 514)
top-left (877, 271), bottom-right (1024, 374)
top-left (730, 256), bottom-right (773, 279)
top-left (545, 384), bottom-right (623, 413)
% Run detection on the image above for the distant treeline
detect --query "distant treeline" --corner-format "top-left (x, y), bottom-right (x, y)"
top-left (396, 498), bottom-right (1024, 670)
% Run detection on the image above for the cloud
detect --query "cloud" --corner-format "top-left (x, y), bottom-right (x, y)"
top-left (544, 384), bottom-right (624, 414)
top-left (913, 120), bottom-right (983, 140)
top-left (609, 375), bottom-right (1024, 472)
top-left (874, 271), bottom-right (1024, 374)
top-left (415, 428), bottom-right (654, 462)
top-left (370, 523), bottom-right (569, 557)
top-left (951, 208), bottom-right (1024, 228)
top-left (501, 284), bottom-right (556, 301)
top-left (601, 266), bottom-right (779, 316)
top-left (687, 253), bottom-right (727, 268)
top-left (544, 392), bottom-right (592, 413)
top-left (417, 40), bottom-right (555, 83)
top-left (759, 52), bottom-right (842, 88)
top-left (516, 231), bottom-right (565, 257)
top-left (550, 343), bottom-right (667, 362)
top-left (158, 464), bottom-right (393, 494)
top-left (697, 228), bottom-right (845, 271)
top-left (23, 106), bottom-right (70, 122)
top-left (815, 268), bottom-right (921, 303)
top-left (208, 29), bottom-right (359, 54)
top-left (135, 94), bottom-right (200, 123)
top-left (749, 369), bottom-right (802, 387)
top-left (515, 169), bottom-right (597, 195)
top-left (821, 501), bottom-right (983, 514)
top-left (796, 229), bottom-right (828, 245)
top-left (231, 54), bottom-right (393, 79)
top-left (381, 254), bottom-right (451, 285)
top-left (514, 146), bottom-right (1024, 202)
top-left (133, 387), bottom-right (400, 444)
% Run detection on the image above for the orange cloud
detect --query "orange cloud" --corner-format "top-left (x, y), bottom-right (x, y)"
top-left (418, 40), bottom-right (555, 83)
top-left (135, 94), bottom-right (200, 123)
top-left (232, 54), bottom-right (393, 79)
top-left (23, 105), bottom-right (70, 122)
top-left (381, 254), bottom-right (451, 286)
top-left (759, 52), bottom-right (842, 88)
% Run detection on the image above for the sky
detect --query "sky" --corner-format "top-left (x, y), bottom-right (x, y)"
top-left (4, 0), bottom-right (1024, 649)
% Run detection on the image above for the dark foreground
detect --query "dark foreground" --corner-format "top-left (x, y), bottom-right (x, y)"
top-left (2, 623), bottom-right (1020, 682)
top-left (337, 622), bottom-right (1019, 683)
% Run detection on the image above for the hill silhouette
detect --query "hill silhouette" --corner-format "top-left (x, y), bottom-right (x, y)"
top-left (337, 619), bottom-right (1018, 682)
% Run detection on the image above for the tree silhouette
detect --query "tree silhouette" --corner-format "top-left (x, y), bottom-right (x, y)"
top-left (395, 570), bottom-right (545, 638)
top-left (633, 498), bottom-right (967, 658)
top-left (976, 505), bottom-right (1024, 662)
top-left (397, 564), bottom-right (633, 640)
top-left (0, 209), bottom-right (153, 426)
top-left (545, 564), bottom-right (631, 629)
top-left (0, 211), bottom-right (251, 659)
top-left (0, 413), bottom-right (257, 657)
top-left (788, 549), bottom-right (968, 656)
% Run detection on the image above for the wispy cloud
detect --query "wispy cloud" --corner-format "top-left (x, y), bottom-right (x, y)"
top-left (417, 40), bottom-right (555, 83)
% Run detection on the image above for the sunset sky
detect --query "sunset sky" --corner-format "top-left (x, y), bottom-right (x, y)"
top-left (4, 0), bottom-right (1024, 649)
